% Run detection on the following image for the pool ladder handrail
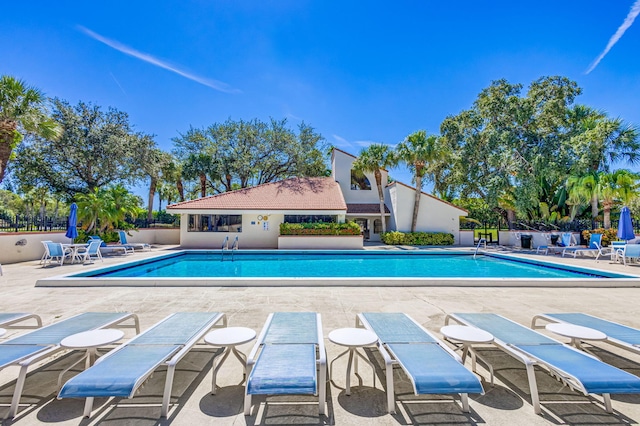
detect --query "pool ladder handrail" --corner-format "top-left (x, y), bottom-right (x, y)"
top-left (221, 236), bottom-right (229, 261)
top-left (473, 238), bottom-right (487, 259)
top-left (230, 236), bottom-right (239, 261)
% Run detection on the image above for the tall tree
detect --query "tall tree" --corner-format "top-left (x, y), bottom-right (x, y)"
top-left (352, 143), bottom-right (397, 233)
top-left (396, 130), bottom-right (442, 232)
top-left (139, 148), bottom-right (171, 221)
top-left (0, 75), bottom-right (61, 183)
top-left (12, 99), bottom-right (156, 199)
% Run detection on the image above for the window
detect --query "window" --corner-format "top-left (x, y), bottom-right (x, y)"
top-left (373, 219), bottom-right (382, 234)
top-left (350, 169), bottom-right (371, 190)
top-left (284, 215), bottom-right (337, 223)
top-left (188, 214), bottom-right (242, 232)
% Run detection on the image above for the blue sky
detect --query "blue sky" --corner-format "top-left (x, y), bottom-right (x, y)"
top-left (3, 1), bottom-right (640, 208)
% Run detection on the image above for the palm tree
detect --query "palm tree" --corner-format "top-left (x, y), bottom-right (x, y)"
top-left (0, 75), bottom-right (61, 183)
top-left (352, 143), bottom-right (397, 233)
top-left (567, 172), bottom-right (600, 224)
top-left (182, 153), bottom-right (215, 198)
top-left (598, 170), bottom-right (640, 229)
top-left (396, 130), bottom-right (441, 232)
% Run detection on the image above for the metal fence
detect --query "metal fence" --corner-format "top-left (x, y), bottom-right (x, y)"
top-left (0, 212), bottom-right (180, 233)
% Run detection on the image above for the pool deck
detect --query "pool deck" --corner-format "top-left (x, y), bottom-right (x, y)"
top-left (1, 244), bottom-right (640, 425)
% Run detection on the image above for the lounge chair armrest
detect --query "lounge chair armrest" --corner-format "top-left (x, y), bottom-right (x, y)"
top-left (165, 313), bottom-right (226, 367)
top-left (316, 313), bottom-right (326, 366)
top-left (246, 313), bottom-right (273, 365)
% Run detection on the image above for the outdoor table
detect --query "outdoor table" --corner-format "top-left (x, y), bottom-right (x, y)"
top-left (545, 323), bottom-right (607, 357)
top-left (441, 324), bottom-right (495, 384)
top-left (328, 328), bottom-right (378, 395)
top-left (58, 329), bottom-right (125, 388)
top-left (62, 243), bottom-right (89, 264)
top-left (204, 326), bottom-right (256, 394)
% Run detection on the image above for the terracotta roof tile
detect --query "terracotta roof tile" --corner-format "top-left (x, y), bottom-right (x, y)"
top-left (167, 177), bottom-right (347, 211)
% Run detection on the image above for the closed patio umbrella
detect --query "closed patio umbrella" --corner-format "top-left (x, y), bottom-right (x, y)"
top-left (65, 202), bottom-right (78, 243)
top-left (617, 206), bottom-right (635, 241)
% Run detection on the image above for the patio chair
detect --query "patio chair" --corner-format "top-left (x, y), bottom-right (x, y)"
top-left (244, 312), bottom-right (326, 416)
top-left (42, 241), bottom-right (72, 266)
top-left (445, 313), bottom-right (640, 414)
top-left (546, 232), bottom-right (575, 254)
top-left (118, 230), bottom-right (151, 252)
top-left (76, 240), bottom-right (103, 263)
top-left (532, 313), bottom-right (640, 358)
top-left (0, 313), bottom-right (42, 330)
top-left (1, 312), bottom-right (139, 418)
top-left (59, 312), bottom-right (226, 418)
top-left (618, 244), bottom-right (640, 266)
top-left (358, 313), bottom-right (483, 414)
top-left (39, 240), bottom-right (53, 264)
top-left (562, 233), bottom-right (603, 258)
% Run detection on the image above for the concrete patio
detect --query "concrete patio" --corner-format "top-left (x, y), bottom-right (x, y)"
top-left (0, 245), bottom-right (639, 425)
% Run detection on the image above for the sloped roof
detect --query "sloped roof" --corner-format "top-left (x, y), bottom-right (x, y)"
top-left (347, 203), bottom-right (390, 214)
top-left (387, 181), bottom-right (468, 214)
top-left (167, 177), bottom-right (347, 211)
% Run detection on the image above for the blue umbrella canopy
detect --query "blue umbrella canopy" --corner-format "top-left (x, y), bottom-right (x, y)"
top-left (65, 202), bottom-right (79, 242)
top-left (617, 206), bottom-right (635, 241)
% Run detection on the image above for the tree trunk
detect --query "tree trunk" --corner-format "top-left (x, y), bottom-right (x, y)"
top-left (225, 174), bottom-right (232, 192)
top-left (176, 179), bottom-right (185, 202)
top-left (374, 169), bottom-right (386, 233)
top-left (507, 209), bottom-right (516, 229)
top-left (411, 172), bottom-right (423, 233)
top-left (147, 177), bottom-right (157, 221)
top-left (591, 194), bottom-right (599, 220)
top-left (604, 203), bottom-right (611, 229)
top-left (200, 173), bottom-right (207, 197)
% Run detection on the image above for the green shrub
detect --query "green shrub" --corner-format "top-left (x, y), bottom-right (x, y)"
top-left (279, 221), bottom-right (361, 236)
top-left (582, 228), bottom-right (619, 247)
top-left (380, 231), bottom-right (454, 246)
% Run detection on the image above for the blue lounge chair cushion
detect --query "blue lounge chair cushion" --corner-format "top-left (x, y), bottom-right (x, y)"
top-left (132, 312), bottom-right (220, 345)
top-left (388, 343), bottom-right (483, 394)
top-left (455, 313), bottom-right (555, 345)
top-left (0, 313), bottom-right (30, 325)
top-left (7, 313), bottom-right (129, 345)
top-left (514, 344), bottom-right (640, 394)
top-left (247, 344), bottom-right (317, 395)
top-left (544, 313), bottom-right (640, 346)
top-left (264, 312), bottom-right (318, 344)
top-left (0, 345), bottom-right (50, 369)
top-left (59, 345), bottom-right (181, 398)
top-left (362, 312), bottom-right (436, 343)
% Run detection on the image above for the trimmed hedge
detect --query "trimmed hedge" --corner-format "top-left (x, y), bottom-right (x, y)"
top-left (280, 221), bottom-right (362, 236)
top-left (381, 231), bottom-right (454, 246)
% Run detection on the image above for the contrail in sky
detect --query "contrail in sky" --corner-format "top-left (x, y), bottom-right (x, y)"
top-left (586, 0), bottom-right (640, 74)
top-left (78, 25), bottom-right (241, 94)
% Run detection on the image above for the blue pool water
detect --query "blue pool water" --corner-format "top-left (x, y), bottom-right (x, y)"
top-left (70, 251), bottom-right (630, 279)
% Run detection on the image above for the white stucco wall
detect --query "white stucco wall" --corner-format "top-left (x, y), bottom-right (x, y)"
top-left (178, 213), bottom-right (282, 249)
top-left (332, 150), bottom-right (388, 205)
top-left (386, 184), bottom-right (466, 244)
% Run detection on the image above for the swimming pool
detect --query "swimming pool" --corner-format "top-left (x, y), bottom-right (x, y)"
top-left (64, 250), bottom-right (632, 280)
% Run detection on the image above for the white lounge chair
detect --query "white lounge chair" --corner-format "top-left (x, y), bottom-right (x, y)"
top-left (59, 312), bottom-right (226, 418)
top-left (244, 312), bottom-right (326, 416)
top-left (562, 233), bottom-right (603, 258)
top-left (118, 231), bottom-right (151, 252)
top-left (532, 313), bottom-right (640, 358)
top-left (546, 232), bottom-right (576, 255)
top-left (1, 312), bottom-right (139, 418)
top-left (446, 313), bottom-right (640, 414)
top-left (358, 312), bottom-right (483, 414)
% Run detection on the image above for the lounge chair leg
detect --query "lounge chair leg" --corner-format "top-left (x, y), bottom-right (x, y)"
top-left (525, 363), bottom-right (541, 415)
top-left (460, 393), bottom-right (470, 412)
top-left (161, 364), bottom-right (176, 417)
top-left (83, 397), bottom-right (94, 417)
top-left (7, 364), bottom-right (29, 418)
top-left (385, 359), bottom-right (395, 414)
top-left (244, 393), bottom-right (252, 416)
top-left (318, 357), bottom-right (326, 415)
top-left (603, 393), bottom-right (612, 413)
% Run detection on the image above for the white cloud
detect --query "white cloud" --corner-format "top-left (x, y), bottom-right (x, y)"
top-left (332, 134), bottom-right (351, 147)
top-left (78, 25), bottom-right (241, 94)
top-left (586, 0), bottom-right (640, 74)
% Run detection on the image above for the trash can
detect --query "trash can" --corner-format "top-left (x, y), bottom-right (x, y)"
top-left (550, 234), bottom-right (559, 245)
top-left (520, 234), bottom-right (533, 249)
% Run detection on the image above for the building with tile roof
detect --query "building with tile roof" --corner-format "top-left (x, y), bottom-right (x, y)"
top-left (167, 148), bottom-right (467, 248)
